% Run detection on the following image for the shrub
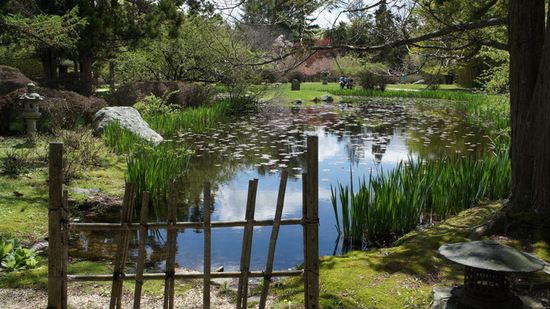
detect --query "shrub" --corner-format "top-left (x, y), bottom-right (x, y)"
top-left (134, 91), bottom-right (181, 117)
top-left (0, 87), bottom-right (107, 134)
top-left (357, 63), bottom-right (390, 91)
top-left (57, 129), bottom-right (106, 183)
top-left (0, 65), bottom-right (33, 96)
top-left (1, 150), bottom-right (30, 178)
top-left (286, 70), bottom-right (305, 83)
top-left (110, 81), bottom-right (210, 109)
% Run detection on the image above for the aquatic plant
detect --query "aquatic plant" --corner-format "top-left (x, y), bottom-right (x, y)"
top-left (331, 148), bottom-right (511, 248)
top-left (125, 142), bottom-right (192, 198)
top-left (103, 122), bottom-right (192, 198)
top-left (103, 121), bottom-right (144, 154)
top-left (145, 99), bottom-right (242, 136)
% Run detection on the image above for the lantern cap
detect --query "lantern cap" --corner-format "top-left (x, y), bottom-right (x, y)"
top-left (439, 240), bottom-right (545, 273)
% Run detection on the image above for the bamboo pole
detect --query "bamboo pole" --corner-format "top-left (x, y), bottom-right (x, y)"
top-left (61, 189), bottom-right (68, 309)
top-left (69, 270), bottom-right (303, 282)
top-left (302, 172), bottom-right (309, 307)
top-left (109, 182), bottom-right (136, 309)
top-left (304, 136), bottom-right (319, 308)
top-left (203, 182), bottom-right (211, 309)
top-left (164, 179), bottom-right (178, 309)
top-left (48, 142), bottom-right (63, 309)
top-left (134, 191), bottom-right (150, 309)
top-left (237, 179), bottom-right (258, 309)
top-left (70, 219), bottom-right (302, 231)
top-left (259, 171), bottom-right (288, 309)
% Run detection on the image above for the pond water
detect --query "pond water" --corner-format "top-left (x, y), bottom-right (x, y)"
top-left (71, 97), bottom-right (490, 273)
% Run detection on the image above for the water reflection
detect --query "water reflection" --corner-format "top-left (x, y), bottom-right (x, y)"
top-left (70, 98), bottom-right (489, 272)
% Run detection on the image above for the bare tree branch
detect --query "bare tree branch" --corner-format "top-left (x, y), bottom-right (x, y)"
top-left (316, 17), bottom-right (507, 52)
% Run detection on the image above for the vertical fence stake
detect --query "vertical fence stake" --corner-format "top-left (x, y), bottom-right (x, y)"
top-left (237, 179), bottom-right (258, 309)
top-left (259, 171), bottom-right (288, 309)
top-left (305, 136), bottom-right (319, 308)
top-left (62, 189), bottom-right (69, 309)
top-left (48, 142), bottom-right (63, 309)
top-left (203, 182), bottom-right (211, 309)
top-left (134, 191), bottom-right (150, 309)
top-left (164, 179), bottom-right (178, 309)
top-left (110, 182), bottom-right (136, 309)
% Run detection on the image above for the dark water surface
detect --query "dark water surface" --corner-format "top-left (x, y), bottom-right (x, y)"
top-left (71, 98), bottom-right (490, 272)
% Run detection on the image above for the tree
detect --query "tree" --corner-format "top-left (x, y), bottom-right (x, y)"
top-left (506, 0), bottom-right (550, 233)
top-left (240, 0), bottom-right (323, 42)
top-left (0, 5), bottom-right (86, 85)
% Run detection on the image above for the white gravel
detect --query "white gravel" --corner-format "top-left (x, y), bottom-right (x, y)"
top-left (0, 283), bottom-right (241, 309)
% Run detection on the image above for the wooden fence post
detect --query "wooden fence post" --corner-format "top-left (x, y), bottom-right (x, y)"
top-left (203, 182), bottom-right (211, 309)
top-left (48, 142), bottom-right (64, 309)
top-left (304, 136), bottom-right (319, 308)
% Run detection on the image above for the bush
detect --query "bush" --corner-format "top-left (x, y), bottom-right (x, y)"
top-left (0, 65), bottom-right (34, 96)
top-left (110, 81), bottom-right (209, 109)
top-left (357, 63), bottom-right (391, 91)
top-left (1, 150), bottom-right (31, 178)
top-left (0, 86), bottom-right (107, 135)
top-left (286, 70), bottom-right (305, 83)
top-left (58, 129), bottom-right (106, 183)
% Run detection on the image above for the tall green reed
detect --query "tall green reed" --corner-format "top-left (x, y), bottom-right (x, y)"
top-left (331, 147), bottom-right (511, 248)
top-left (103, 122), bottom-right (192, 198)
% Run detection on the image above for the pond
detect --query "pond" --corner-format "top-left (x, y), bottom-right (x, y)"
top-left (70, 97), bottom-right (490, 273)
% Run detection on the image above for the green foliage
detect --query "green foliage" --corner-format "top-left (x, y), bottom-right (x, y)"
top-left (115, 16), bottom-right (260, 97)
top-left (134, 91), bottom-right (181, 117)
top-left (0, 239), bottom-right (40, 272)
top-left (357, 63), bottom-right (390, 91)
top-left (332, 147), bottom-right (511, 246)
top-left (1, 6), bottom-right (86, 50)
top-left (126, 143), bottom-right (192, 198)
top-left (57, 129), bottom-right (106, 184)
top-left (476, 49), bottom-right (509, 94)
top-left (145, 98), bottom-right (248, 136)
top-left (103, 121), bottom-right (193, 198)
top-left (1, 149), bottom-right (30, 178)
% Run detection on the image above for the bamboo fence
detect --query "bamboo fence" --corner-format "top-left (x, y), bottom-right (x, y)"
top-left (47, 136), bottom-right (320, 308)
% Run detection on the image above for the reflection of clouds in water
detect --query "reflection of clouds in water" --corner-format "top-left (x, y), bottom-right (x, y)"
top-left (317, 134), bottom-right (341, 162)
top-left (213, 183), bottom-right (333, 222)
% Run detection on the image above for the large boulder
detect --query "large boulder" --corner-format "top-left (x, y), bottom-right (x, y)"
top-left (93, 107), bottom-right (163, 145)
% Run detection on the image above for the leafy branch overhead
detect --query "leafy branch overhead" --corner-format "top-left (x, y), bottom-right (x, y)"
top-left (1, 6), bottom-right (87, 50)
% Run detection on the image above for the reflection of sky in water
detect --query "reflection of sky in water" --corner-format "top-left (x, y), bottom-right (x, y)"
top-left (171, 102), bottom-right (488, 272)
top-left (71, 101), bottom-right (489, 272)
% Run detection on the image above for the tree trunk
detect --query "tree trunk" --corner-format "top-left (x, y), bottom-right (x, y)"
top-left (80, 53), bottom-right (93, 96)
top-left (507, 0), bottom-right (550, 228)
top-left (41, 47), bottom-right (58, 87)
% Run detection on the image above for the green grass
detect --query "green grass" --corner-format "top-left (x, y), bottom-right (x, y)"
top-left (262, 82), bottom-right (344, 103)
top-left (272, 201), bottom-right (550, 308)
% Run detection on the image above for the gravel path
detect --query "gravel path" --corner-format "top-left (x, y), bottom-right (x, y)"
top-left (0, 283), bottom-right (241, 309)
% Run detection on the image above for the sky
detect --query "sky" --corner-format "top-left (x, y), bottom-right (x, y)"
top-left (211, 0), bottom-right (350, 29)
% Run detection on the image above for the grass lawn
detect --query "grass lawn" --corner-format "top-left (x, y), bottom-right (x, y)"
top-left (262, 82), bottom-right (344, 103)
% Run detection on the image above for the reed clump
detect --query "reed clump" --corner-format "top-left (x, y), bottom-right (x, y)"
top-left (331, 145), bottom-right (510, 249)
top-left (103, 122), bottom-right (192, 198)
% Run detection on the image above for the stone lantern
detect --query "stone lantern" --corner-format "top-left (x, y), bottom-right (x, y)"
top-left (321, 71), bottom-right (329, 85)
top-left (437, 240), bottom-right (546, 308)
top-left (20, 83), bottom-right (43, 137)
